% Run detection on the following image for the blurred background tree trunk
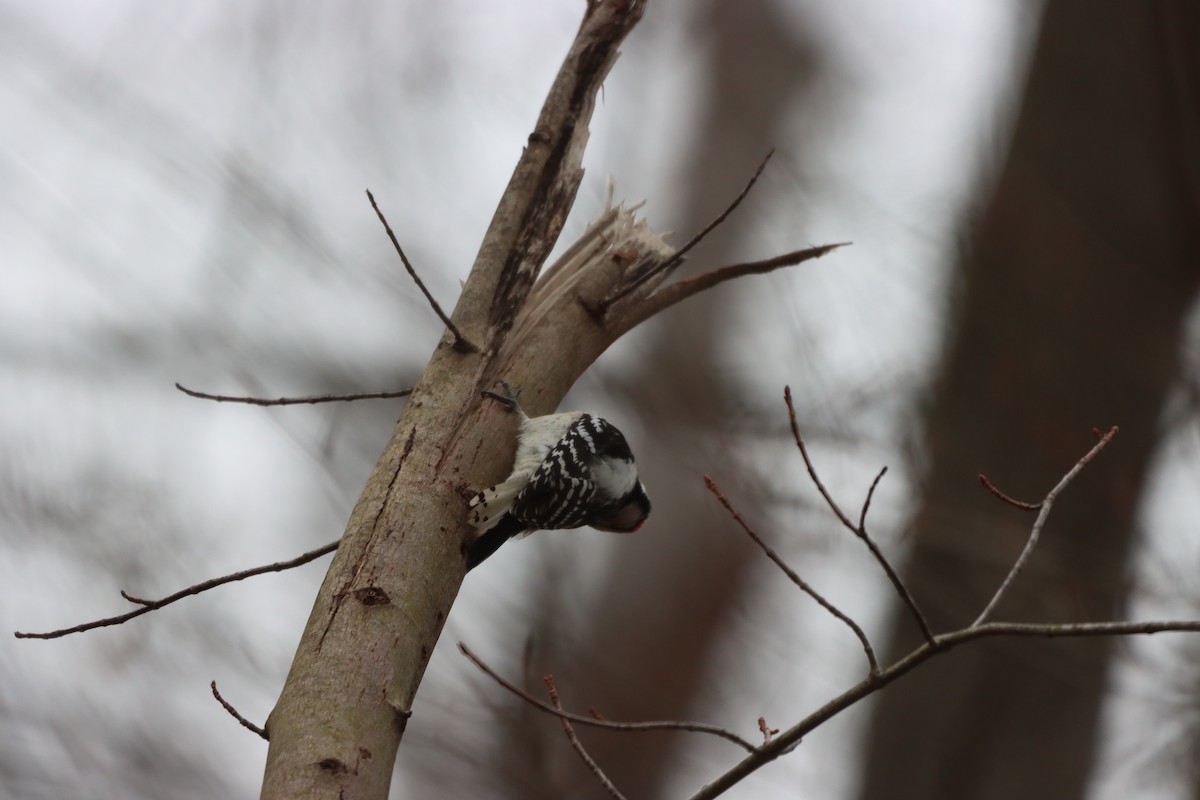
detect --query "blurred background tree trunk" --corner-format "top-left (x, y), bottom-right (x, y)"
top-left (858, 2), bottom-right (1200, 798)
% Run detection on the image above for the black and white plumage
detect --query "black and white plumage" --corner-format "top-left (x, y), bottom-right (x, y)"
top-left (467, 385), bottom-right (651, 570)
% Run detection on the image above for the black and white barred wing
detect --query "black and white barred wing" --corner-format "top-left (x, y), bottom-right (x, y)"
top-left (509, 414), bottom-right (632, 532)
top-left (510, 469), bottom-right (600, 532)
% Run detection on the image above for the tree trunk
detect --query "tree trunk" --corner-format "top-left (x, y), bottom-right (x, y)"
top-left (259, 5), bottom-right (655, 798)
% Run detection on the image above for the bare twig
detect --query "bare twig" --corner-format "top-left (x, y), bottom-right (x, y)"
top-left (783, 386), bottom-right (935, 644)
top-left (620, 244), bottom-right (848, 333)
top-left (704, 475), bottom-right (880, 676)
top-left (757, 717), bottom-right (779, 746)
top-left (686, 421), bottom-right (1137, 799)
top-left (858, 467), bottom-right (888, 530)
top-left (545, 675), bottom-right (628, 800)
top-left (972, 426), bottom-right (1119, 626)
top-left (602, 150), bottom-right (775, 311)
top-left (211, 681), bottom-right (268, 740)
top-left (120, 590), bottom-right (155, 606)
top-left (175, 383), bottom-right (412, 406)
top-left (685, 617), bottom-right (1200, 800)
top-left (977, 473), bottom-right (1042, 510)
top-left (366, 188), bottom-right (478, 353)
top-left (15, 540), bottom-right (340, 639)
top-left (458, 643), bottom-right (757, 753)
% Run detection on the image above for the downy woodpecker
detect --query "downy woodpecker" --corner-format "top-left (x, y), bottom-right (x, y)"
top-left (467, 382), bottom-right (651, 570)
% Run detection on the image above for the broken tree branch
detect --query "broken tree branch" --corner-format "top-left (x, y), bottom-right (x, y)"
top-left (601, 149), bottom-right (775, 311)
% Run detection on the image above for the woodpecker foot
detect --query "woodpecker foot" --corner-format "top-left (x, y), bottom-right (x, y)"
top-left (481, 380), bottom-right (520, 411)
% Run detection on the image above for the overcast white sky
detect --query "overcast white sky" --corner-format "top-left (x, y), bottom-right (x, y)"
top-left (5, 2), bottom-right (1198, 798)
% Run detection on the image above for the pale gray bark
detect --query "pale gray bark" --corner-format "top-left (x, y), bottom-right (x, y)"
top-left (260, 4), bottom-right (652, 798)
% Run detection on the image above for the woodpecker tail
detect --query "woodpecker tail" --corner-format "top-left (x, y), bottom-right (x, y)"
top-left (467, 515), bottom-right (527, 571)
top-left (468, 476), bottom-right (528, 532)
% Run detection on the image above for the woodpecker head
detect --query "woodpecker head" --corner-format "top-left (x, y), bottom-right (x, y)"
top-left (591, 481), bottom-right (651, 533)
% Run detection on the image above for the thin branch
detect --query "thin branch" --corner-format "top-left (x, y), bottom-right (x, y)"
top-left (458, 643), bottom-right (758, 753)
top-left (211, 681), bottom-right (268, 740)
top-left (365, 188), bottom-right (478, 353)
top-left (175, 383), bottom-right (412, 406)
top-left (972, 426), bottom-right (1119, 626)
top-left (858, 467), bottom-right (888, 530)
top-left (686, 420), bottom-right (1132, 799)
top-left (704, 475), bottom-right (879, 676)
top-left (120, 590), bottom-right (155, 606)
top-left (783, 388), bottom-right (872, 533)
top-left (620, 244), bottom-right (848, 333)
top-left (978, 473), bottom-right (1042, 510)
top-left (783, 385), bottom-right (935, 644)
top-left (685, 617), bottom-right (1200, 800)
top-left (15, 540), bottom-right (340, 640)
top-left (544, 675), bottom-right (628, 800)
top-left (601, 149), bottom-right (775, 311)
